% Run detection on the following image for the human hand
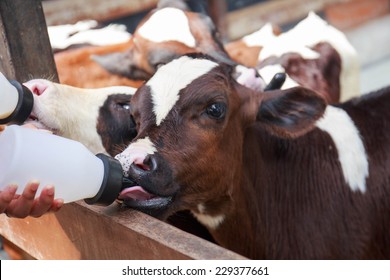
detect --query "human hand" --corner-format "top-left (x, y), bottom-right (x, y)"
top-left (0, 181), bottom-right (63, 218)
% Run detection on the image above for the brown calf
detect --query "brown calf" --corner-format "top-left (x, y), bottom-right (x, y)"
top-left (115, 54), bottom-right (390, 259)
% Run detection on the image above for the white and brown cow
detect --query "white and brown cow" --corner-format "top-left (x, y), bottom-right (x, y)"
top-left (114, 54), bottom-right (390, 259)
top-left (92, 3), bottom-right (230, 81)
top-left (93, 7), bottom-right (358, 104)
top-left (23, 79), bottom-right (137, 156)
top-left (229, 13), bottom-right (360, 103)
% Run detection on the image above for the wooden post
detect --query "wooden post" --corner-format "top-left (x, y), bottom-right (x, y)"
top-left (0, 0), bottom-right (58, 82)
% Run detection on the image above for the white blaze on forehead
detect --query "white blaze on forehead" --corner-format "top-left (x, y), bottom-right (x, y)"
top-left (147, 56), bottom-right (218, 126)
top-left (115, 137), bottom-right (156, 177)
top-left (137, 7), bottom-right (196, 47)
top-left (316, 106), bottom-right (369, 192)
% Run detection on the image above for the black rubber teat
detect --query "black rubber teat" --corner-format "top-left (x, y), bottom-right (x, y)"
top-left (84, 154), bottom-right (124, 206)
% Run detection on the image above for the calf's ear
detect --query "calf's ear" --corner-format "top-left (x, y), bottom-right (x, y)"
top-left (92, 51), bottom-right (133, 76)
top-left (256, 87), bottom-right (327, 138)
top-left (91, 49), bottom-right (152, 80)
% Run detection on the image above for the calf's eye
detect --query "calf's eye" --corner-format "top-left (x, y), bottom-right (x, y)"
top-left (115, 103), bottom-right (130, 110)
top-left (206, 102), bottom-right (226, 119)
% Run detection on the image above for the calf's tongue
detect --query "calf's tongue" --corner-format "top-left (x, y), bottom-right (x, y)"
top-left (119, 186), bottom-right (155, 201)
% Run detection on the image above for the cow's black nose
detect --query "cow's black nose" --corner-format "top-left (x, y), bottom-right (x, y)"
top-left (130, 154), bottom-right (158, 175)
top-left (126, 153), bottom-right (177, 197)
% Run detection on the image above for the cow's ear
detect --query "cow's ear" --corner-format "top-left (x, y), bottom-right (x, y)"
top-left (91, 50), bottom-right (150, 80)
top-left (256, 87), bottom-right (327, 138)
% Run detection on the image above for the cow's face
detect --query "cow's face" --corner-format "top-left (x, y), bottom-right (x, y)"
top-left (93, 7), bottom-right (229, 81)
top-left (116, 55), bottom-right (326, 223)
top-left (23, 79), bottom-right (137, 155)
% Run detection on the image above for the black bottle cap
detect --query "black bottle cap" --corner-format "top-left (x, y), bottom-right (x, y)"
top-left (84, 153), bottom-right (124, 206)
top-left (0, 80), bottom-right (34, 125)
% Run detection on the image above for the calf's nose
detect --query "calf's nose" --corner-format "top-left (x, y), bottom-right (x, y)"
top-left (23, 79), bottom-right (49, 96)
top-left (130, 154), bottom-right (158, 175)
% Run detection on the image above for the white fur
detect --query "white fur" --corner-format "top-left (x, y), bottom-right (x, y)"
top-left (26, 79), bottom-right (136, 154)
top-left (63, 24), bottom-right (131, 48)
top-left (48, 20), bottom-right (98, 49)
top-left (115, 137), bottom-right (156, 177)
top-left (49, 22), bottom-right (131, 49)
top-left (192, 204), bottom-right (225, 230)
top-left (316, 106), bottom-right (369, 192)
top-left (137, 7), bottom-right (196, 47)
top-left (242, 23), bottom-right (277, 47)
top-left (259, 12), bottom-right (360, 102)
top-left (257, 64), bottom-right (299, 89)
top-left (147, 56), bottom-right (218, 126)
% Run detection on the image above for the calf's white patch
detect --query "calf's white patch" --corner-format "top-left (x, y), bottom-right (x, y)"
top-left (316, 106), bottom-right (369, 192)
top-left (257, 64), bottom-right (299, 90)
top-left (192, 204), bottom-right (225, 230)
top-left (242, 23), bottom-right (277, 47)
top-left (115, 137), bottom-right (156, 177)
top-left (137, 7), bottom-right (196, 47)
top-left (147, 56), bottom-right (218, 126)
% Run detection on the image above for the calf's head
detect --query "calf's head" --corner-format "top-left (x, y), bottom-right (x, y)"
top-left (93, 6), bottom-right (229, 81)
top-left (115, 55), bottom-right (326, 223)
top-left (23, 79), bottom-right (137, 156)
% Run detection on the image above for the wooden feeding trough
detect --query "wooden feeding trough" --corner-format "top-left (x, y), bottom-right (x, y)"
top-left (0, 0), bottom-right (244, 260)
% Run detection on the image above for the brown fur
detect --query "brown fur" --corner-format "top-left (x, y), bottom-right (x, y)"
top-left (93, 6), bottom-right (231, 81)
top-left (124, 57), bottom-right (390, 259)
top-left (225, 41), bottom-right (262, 68)
top-left (54, 41), bottom-right (143, 88)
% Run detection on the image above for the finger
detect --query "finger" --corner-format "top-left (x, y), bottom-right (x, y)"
top-left (0, 185), bottom-right (18, 214)
top-left (22, 123), bottom-right (39, 129)
top-left (30, 185), bottom-right (55, 218)
top-left (49, 198), bottom-right (64, 213)
top-left (6, 181), bottom-right (39, 218)
top-left (22, 124), bottom-right (53, 134)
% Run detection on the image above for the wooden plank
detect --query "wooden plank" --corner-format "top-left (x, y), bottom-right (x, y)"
top-left (0, 202), bottom-right (246, 260)
top-left (0, 0), bottom-right (58, 82)
top-left (42, 0), bottom-right (159, 26)
top-left (226, 0), bottom-right (342, 40)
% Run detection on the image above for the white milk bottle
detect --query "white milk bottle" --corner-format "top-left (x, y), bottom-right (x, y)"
top-left (0, 125), bottom-right (129, 205)
top-left (0, 72), bottom-right (34, 125)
